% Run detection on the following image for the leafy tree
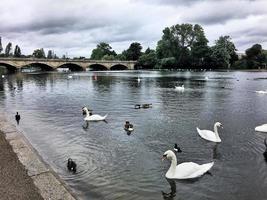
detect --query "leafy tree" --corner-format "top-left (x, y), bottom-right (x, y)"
top-left (0, 37), bottom-right (3, 54)
top-left (159, 57), bottom-right (176, 69)
top-left (5, 42), bottom-right (12, 57)
top-left (102, 54), bottom-right (116, 60)
top-left (156, 27), bottom-right (177, 60)
top-left (211, 36), bottom-right (237, 68)
top-left (115, 53), bottom-right (126, 61)
top-left (125, 42), bottom-right (142, 60)
top-left (14, 45), bottom-right (21, 57)
top-left (190, 31), bottom-right (211, 68)
top-left (47, 50), bottom-right (53, 59)
top-left (138, 48), bottom-right (157, 69)
top-left (245, 44), bottom-right (265, 65)
top-left (33, 48), bottom-right (46, 58)
top-left (91, 42), bottom-right (116, 60)
top-left (156, 24), bottom-right (209, 68)
top-left (171, 24), bottom-right (207, 67)
top-left (234, 44), bottom-right (266, 69)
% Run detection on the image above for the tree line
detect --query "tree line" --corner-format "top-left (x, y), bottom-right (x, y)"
top-left (1, 23), bottom-right (267, 69)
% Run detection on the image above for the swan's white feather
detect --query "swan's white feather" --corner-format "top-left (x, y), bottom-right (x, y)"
top-left (164, 150), bottom-right (214, 180)
top-left (197, 128), bottom-right (221, 143)
top-left (255, 124), bottom-right (267, 133)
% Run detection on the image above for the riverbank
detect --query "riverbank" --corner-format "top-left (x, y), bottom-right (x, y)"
top-left (0, 113), bottom-right (77, 200)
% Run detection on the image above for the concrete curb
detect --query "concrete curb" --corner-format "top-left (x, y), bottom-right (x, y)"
top-left (0, 114), bottom-right (77, 200)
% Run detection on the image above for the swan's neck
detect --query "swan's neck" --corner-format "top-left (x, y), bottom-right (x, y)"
top-left (214, 124), bottom-right (220, 139)
top-left (84, 109), bottom-right (90, 118)
top-left (168, 155), bottom-right (177, 176)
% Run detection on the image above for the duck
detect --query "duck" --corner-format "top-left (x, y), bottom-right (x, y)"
top-left (162, 150), bottom-right (214, 179)
top-left (82, 107), bottom-right (107, 121)
top-left (255, 124), bottom-right (267, 133)
top-left (142, 103), bottom-right (152, 109)
top-left (67, 158), bottom-right (77, 173)
top-left (197, 122), bottom-right (223, 143)
top-left (263, 139), bottom-right (267, 161)
top-left (124, 121), bottom-right (134, 132)
top-left (174, 144), bottom-right (182, 153)
top-left (175, 85), bottom-right (184, 91)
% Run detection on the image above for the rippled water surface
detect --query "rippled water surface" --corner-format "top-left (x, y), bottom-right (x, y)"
top-left (1, 70), bottom-right (267, 200)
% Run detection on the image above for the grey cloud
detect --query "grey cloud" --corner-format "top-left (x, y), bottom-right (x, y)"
top-left (1, 0), bottom-right (267, 57)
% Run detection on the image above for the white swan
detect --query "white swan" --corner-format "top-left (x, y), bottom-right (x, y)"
top-left (197, 122), bottom-right (223, 143)
top-left (162, 150), bottom-right (214, 179)
top-left (175, 85), bottom-right (184, 91)
top-left (82, 107), bottom-right (107, 121)
top-left (256, 90), bottom-right (267, 94)
top-left (255, 124), bottom-right (267, 133)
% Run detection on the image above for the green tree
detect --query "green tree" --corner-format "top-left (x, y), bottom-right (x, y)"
top-left (156, 24), bottom-right (209, 68)
top-left (190, 31), bottom-right (211, 68)
top-left (156, 27), bottom-right (177, 60)
top-left (125, 42), bottom-right (142, 60)
top-left (33, 48), bottom-right (46, 58)
top-left (174, 24), bottom-right (208, 67)
top-left (47, 50), bottom-right (53, 59)
top-left (90, 42), bottom-right (117, 60)
top-left (115, 53), bottom-right (126, 61)
top-left (14, 45), bottom-right (21, 57)
top-left (0, 37), bottom-right (3, 54)
top-left (138, 48), bottom-right (157, 69)
top-left (211, 36), bottom-right (237, 68)
top-left (234, 44), bottom-right (266, 69)
top-left (102, 54), bottom-right (116, 60)
top-left (5, 42), bottom-right (12, 57)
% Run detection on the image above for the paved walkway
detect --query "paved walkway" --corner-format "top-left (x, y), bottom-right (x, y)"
top-left (0, 131), bottom-right (43, 200)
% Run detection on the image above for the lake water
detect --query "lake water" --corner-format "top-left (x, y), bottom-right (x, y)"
top-left (0, 70), bottom-right (267, 200)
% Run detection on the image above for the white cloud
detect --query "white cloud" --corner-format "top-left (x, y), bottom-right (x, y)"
top-left (0, 0), bottom-right (266, 57)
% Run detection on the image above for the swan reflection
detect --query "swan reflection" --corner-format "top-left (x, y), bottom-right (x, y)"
top-left (161, 178), bottom-right (176, 200)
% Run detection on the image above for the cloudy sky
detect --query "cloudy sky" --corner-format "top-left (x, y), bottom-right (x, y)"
top-left (1, 0), bottom-right (267, 57)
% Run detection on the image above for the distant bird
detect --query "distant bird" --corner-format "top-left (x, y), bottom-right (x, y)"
top-left (256, 90), bottom-right (267, 94)
top-left (124, 121), bottom-right (134, 133)
top-left (175, 85), bottom-right (184, 91)
top-left (67, 158), bottom-right (77, 173)
top-left (1, 75), bottom-right (5, 78)
top-left (264, 139), bottom-right (267, 161)
top-left (68, 75), bottom-right (73, 79)
top-left (137, 77), bottom-right (141, 82)
top-left (197, 122), bottom-right (223, 143)
top-left (82, 107), bottom-right (107, 121)
top-left (174, 143), bottom-right (182, 153)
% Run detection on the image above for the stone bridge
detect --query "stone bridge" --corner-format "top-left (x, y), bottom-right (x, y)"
top-left (0, 58), bottom-right (137, 71)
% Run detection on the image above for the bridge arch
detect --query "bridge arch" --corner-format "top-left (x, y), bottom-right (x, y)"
top-left (58, 63), bottom-right (84, 71)
top-left (0, 62), bottom-right (18, 72)
top-left (110, 64), bottom-right (128, 70)
top-left (21, 63), bottom-right (54, 72)
top-left (88, 64), bottom-right (108, 71)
